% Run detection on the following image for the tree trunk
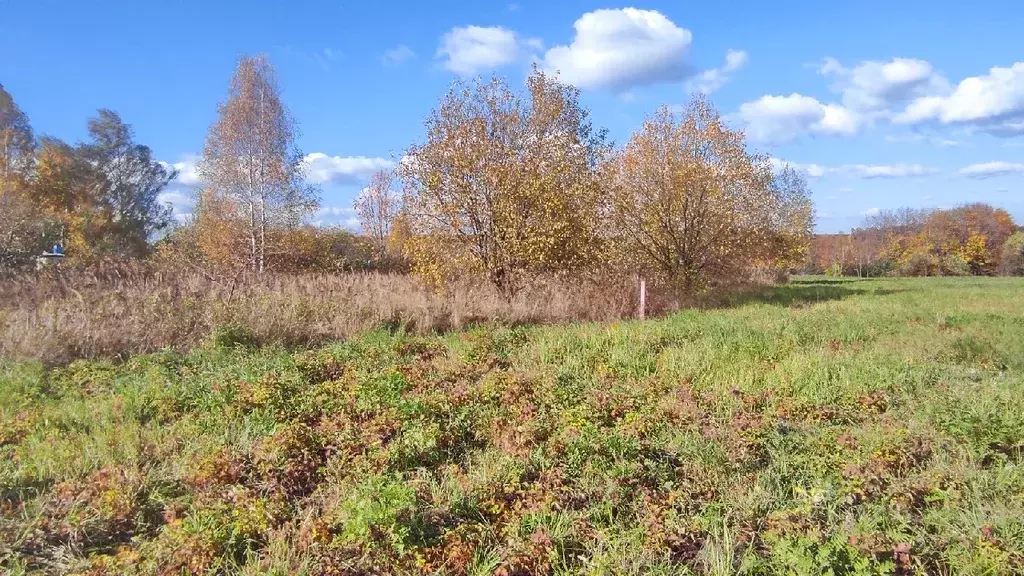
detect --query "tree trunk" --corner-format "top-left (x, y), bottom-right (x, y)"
top-left (638, 275), bottom-right (647, 319)
top-left (248, 199), bottom-right (257, 272)
top-left (258, 196), bottom-right (266, 274)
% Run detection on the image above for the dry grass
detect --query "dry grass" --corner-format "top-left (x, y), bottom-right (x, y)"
top-left (0, 267), bottom-right (649, 365)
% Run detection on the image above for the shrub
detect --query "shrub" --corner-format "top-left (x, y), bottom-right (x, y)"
top-left (899, 251), bottom-right (938, 277)
top-left (1000, 232), bottom-right (1024, 276)
top-left (939, 253), bottom-right (972, 276)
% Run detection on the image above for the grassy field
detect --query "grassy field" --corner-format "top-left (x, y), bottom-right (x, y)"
top-left (2, 276), bottom-right (1023, 575)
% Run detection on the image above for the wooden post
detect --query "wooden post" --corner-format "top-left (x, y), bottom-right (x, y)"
top-left (638, 276), bottom-right (647, 319)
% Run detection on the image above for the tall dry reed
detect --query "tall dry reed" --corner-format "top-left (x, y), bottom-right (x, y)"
top-left (0, 267), bottom-right (643, 365)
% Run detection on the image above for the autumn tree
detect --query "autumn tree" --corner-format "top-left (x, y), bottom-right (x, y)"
top-left (0, 84), bottom-right (51, 268)
top-left (0, 188), bottom-right (57, 269)
top-left (765, 166), bottom-right (815, 270)
top-left (355, 168), bottom-right (400, 249)
top-left (400, 67), bottom-right (608, 298)
top-left (27, 113), bottom-right (174, 262)
top-left (1001, 232), bottom-right (1024, 276)
top-left (199, 55), bottom-right (319, 273)
top-left (865, 204), bottom-right (1017, 276)
top-left (604, 99), bottom-right (804, 292)
top-left (155, 188), bottom-right (251, 276)
top-left (78, 110), bottom-right (175, 257)
top-left (1, 86), bottom-right (171, 267)
top-left (1, 83), bottom-right (36, 187)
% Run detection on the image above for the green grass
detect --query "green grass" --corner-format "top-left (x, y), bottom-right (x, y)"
top-left (2, 276), bottom-right (1024, 575)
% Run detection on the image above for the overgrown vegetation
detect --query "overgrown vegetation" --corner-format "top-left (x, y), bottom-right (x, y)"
top-left (807, 205), bottom-right (1022, 277)
top-left (0, 267), bottom-right (645, 366)
top-left (3, 277), bottom-right (1024, 574)
top-left (2, 60), bottom-right (813, 299)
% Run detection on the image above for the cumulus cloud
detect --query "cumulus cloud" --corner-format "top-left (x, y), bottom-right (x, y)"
top-left (382, 44), bottom-right (415, 64)
top-left (820, 57), bottom-right (950, 113)
top-left (311, 205), bottom-right (361, 229)
top-left (436, 26), bottom-right (538, 75)
top-left (539, 8), bottom-right (693, 91)
top-left (896, 62), bottom-right (1024, 135)
top-left (159, 156), bottom-right (201, 186)
top-left (156, 157), bottom-right (201, 222)
top-left (688, 49), bottom-right (748, 94)
top-left (157, 190), bottom-right (194, 222)
top-left (302, 153), bottom-right (394, 186)
top-left (959, 161), bottom-right (1024, 178)
top-left (737, 93), bottom-right (860, 143)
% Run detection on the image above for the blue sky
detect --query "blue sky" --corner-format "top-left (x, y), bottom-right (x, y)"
top-left (2, 0), bottom-right (1022, 232)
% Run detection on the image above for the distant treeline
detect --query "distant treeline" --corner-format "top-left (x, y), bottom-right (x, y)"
top-left (804, 204), bottom-right (1024, 277)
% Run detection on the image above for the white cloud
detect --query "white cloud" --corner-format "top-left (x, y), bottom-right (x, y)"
top-left (383, 44), bottom-right (415, 64)
top-left (884, 133), bottom-right (965, 147)
top-left (539, 8), bottom-right (693, 91)
top-left (311, 206), bottom-right (361, 229)
top-left (158, 190), bottom-right (192, 209)
top-left (158, 190), bottom-right (194, 222)
top-left (769, 158), bottom-right (831, 179)
top-left (820, 57), bottom-right (950, 113)
top-left (302, 153), bottom-right (394, 185)
top-left (737, 93), bottom-right (860, 143)
top-left (159, 157), bottom-right (201, 186)
top-left (896, 62), bottom-right (1024, 135)
top-left (437, 26), bottom-right (532, 75)
top-left (848, 163), bottom-right (935, 178)
top-left (959, 161), bottom-right (1024, 178)
top-left (688, 49), bottom-right (747, 94)
top-left (317, 206), bottom-right (357, 217)
top-left (769, 159), bottom-right (936, 179)
top-left (862, 207), bottom-right (880, 217)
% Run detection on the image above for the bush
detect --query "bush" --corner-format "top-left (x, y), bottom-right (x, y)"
top-left (1000, 232), bottom-right (1024, 276)
top-left (939, 253), bottom-right (972, 276)
top-left (899, 251), bottom-right (939, 277)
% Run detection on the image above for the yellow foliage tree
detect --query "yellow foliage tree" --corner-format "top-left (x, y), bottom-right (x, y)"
top-left (400, 67), bottom-right (609, 298)
top-left (958, 232), bottom-right (989, 275)
top-left (33, 138), bottom-right (110, 261)
top-left (604, 98), bottom-right (811, 292)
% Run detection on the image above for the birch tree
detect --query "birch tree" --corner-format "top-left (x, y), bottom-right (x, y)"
top-left (199, 55), bottom-right (318, 273)
top-left (355, 168), bottom-right (399, 249)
